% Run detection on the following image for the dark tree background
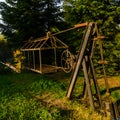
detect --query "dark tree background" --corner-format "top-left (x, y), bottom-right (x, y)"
top-left (0, 0), bottom-right (64, 47)
top-left (0, 0), bottom-right (120, 74)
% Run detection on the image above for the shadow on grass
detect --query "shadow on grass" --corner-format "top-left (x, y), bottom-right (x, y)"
top-left (59, 109), bottom-right (74, 119)
top-left (100, 86), bottom-right (120, 95)
top-left (33, 94), bottom-right (74, 119)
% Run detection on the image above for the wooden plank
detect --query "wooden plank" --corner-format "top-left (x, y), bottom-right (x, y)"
top-left (24, 64), bottom-right (58, 74)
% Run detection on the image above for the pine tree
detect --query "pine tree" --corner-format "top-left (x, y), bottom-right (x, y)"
top-left (0, 0), bottom-right (63, 47)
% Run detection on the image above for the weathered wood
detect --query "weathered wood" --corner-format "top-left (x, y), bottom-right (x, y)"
top-left (24, 64), bottom-right (58, 74)
top-left (66, 22), bottom-right (94, 99)
top-left (21, 33), bottom-right (68, 51)
top-left (93, 36), bottom-right (105, 41)
top-left (74, 22), bottom-right (88, 28)
top-left (0, 61), bottom-right (19, 73)
top-left (98, 60), bottom-right (108, 64)
top-left (33, 51), bottom-right (35, 69)
top-left (82, 58), bottom-right (95, 110)
top-left (27, 51), bottom-right (30, 65)
top-left (39, 50), bottom-right (42, 72)
top-left (21, 46), bottom-right (68, 51)
top-left (89, 56), bottom-right (102, 108)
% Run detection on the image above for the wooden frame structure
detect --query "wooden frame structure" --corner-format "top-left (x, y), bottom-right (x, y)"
top-left (20, 32), bottom-right (68, 74)
top-left (20, 22), bottom-right (120, 118)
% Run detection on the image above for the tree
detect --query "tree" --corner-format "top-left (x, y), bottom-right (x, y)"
top-left (0, 0), bottom-right (63, 48)
top-left (0, 34), bottom-right (6, 42)
top-left (0, 34), bottom-right (12, 61)
top-left (63, 0), bottom-right (120, 74)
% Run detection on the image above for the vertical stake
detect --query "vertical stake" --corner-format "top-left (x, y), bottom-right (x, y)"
top-left (89, 56), bottom-right (102, 108)
top-left (82, 58), bottom-right (95, 110)
top-left (39, 50), bottom-right (42, 73)
top-left (33, 51), bottom-right (35, 69)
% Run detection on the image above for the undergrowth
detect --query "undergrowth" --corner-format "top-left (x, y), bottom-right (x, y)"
top-left (0, 71), bottom-right (115, 120)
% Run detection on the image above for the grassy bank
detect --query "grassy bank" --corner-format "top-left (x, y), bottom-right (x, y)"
top-left (0, 70), bottom-right (119, 120)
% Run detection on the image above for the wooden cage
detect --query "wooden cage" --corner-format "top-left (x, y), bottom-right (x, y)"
top-left (20, 32), bottom-right (68, 74)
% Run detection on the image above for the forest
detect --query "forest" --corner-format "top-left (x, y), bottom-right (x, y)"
top-left (0, 0), bottom-right (120, 120)
top-left (0, 0), bottom-right (120, 74)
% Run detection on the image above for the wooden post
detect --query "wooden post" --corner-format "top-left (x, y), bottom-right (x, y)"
top-left (33, 51), bottom-right (35, 69)
top-left (27, 51), bottom-right (30, 66)
top-left (54, 48), bottom-right (57, 72)
top-left (89, 56), bottom-right (102, 108)
top-left (54, 47), bottom-right (57, 70)
top-left (52, 36), bottom-right (57, 71)
top-left (39, 50), bottom-right (42, 73)
top-left (66, 22), bottom-right (94, 99)
top-left (23, 51), bottom-right (25, 66)
top-left (82, 58), bottom-right (95, 110)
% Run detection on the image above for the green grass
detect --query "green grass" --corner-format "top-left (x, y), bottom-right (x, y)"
top-left (0, 71), bottom-right (68, 120)
top-left (0, 70), bottom-right (119, 120)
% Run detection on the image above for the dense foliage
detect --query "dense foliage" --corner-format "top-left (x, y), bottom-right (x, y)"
top-left (0, 0), bottom-right (120, 74)
top-left (0, 34), bottom-right (12, 61)
top-left (0, 0), bottom-right (64, 47)
top-left (63, 0), bottom-right (120, 74)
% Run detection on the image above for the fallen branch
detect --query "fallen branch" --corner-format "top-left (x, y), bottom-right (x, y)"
top-left (0, 61), bottom-right (20, 73)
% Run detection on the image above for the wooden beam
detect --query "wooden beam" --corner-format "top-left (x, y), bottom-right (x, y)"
top-left (33, 51), bottom-right (35, 69)
top-left (89, 56), bottom-right (102, 108)
top-left (82, 58), bottom-right (95, 110)
top-left (39, 50), bottom-right (42, 73)
top-left (66, 22), bottom-right (94, 99)
top-left (21, 46), bottom-right (68, 51)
